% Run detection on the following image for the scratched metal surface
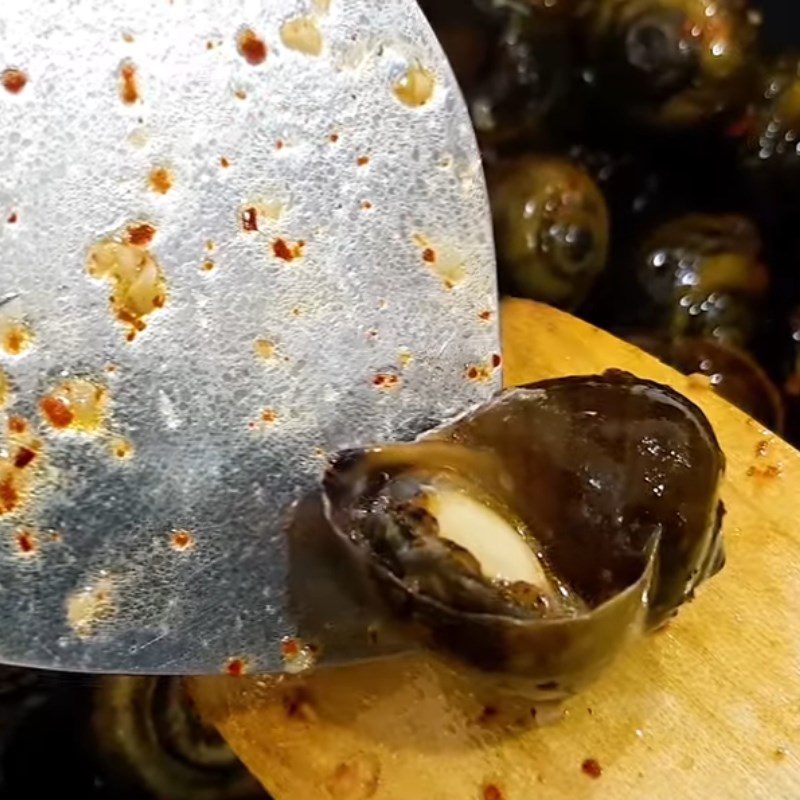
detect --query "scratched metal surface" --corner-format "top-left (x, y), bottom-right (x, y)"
top-left (0, 0), bottom-right (499, 674)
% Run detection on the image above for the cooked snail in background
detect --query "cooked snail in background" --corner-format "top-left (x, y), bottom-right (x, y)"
top-left (632, 213), bottom-right (768, 346)
top-left (469, 10), bottom-right (572, 148)
top-left (489, 156), bottom-right (610, 309)
top-left (323, 372), bottom-right (725, 697)
top-left (576, 0), bottom-right (758, 128)
top-left (630, 334), bottom-right (785, 429)
top-left (737, 55), bottom-right (800, 211)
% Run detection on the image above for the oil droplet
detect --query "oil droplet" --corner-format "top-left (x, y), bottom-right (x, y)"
top-left (254, 339), bottom-right (276, 360)
top-left (1, 68), bottom-right (28, 95)
top-left (237, 28), bottom-right (268, 66)
top-left (14, 528), bottom-right (37, 557)
top-left (87, 232), bottom-right (167, 340)
top-left (225, 657), bottom-right (248, 676)
top-left (272, 238), bottom-right (305, 261)
top-left (170, 529), bottom-right (195, 551)
top-left (201, 260), bottom-right (215, 272)
top-left (260, 408), bottom-right (279, 425)
top-left (280, 17), bottom-right (323, 56)
top-left (40, 378), bottom-right (108, 433)
top-left (0, 321), bottom-right (33, 356)
top-left (119, 62), bottom-right (140, 104)
top-left (398, 349), bottom-right (414, 368)
top-left (109, 437), bottom-right (134, 460)
top-left (393, 64), bottom-right (435, 107)
top-left (280, 637), bottom-right (320, 674)
top-left (148, 166), bottom-right (173, 194)
top-left (66, 575), bottom-right (116, 638)
top-left (0, 368), bottom-right (9, 408)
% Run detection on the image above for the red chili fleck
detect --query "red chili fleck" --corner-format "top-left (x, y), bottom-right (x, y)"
top-left (225, 657), bottom-right (247, 677)
top-left (119, 63), bottom-right (139, 105)
top-left (237, 28), bottom-right (268, 66)
top-left (478, 310), bottom-right (492, 321)
top-left (275, 139), bottom-right (285, 150)
top-left (16, 530), bottom-right (35, 554)
top-left (2, 69), bottom-right (28, 95)
top-left (478, 705), bottom-right (498, 724)
top-left (491, 353), bottom-right (502, 368)
top-left (361, 200), bottom-right (373, 210)
top-left (0, 478), bottom-right (19, 514)
top-left (171, 530), bottom-right (194, 550)
top-left (8, 417), bottom-right (27, 435)
top-left (357, 155), bottom-right (370, 166)
top-left (422, 248), bottom-right (436, 263)
top-left (13, 447), bottom-right (36, 470)
top-left (272, 238), bottom-right (304, 261)
top-left (329, 132), bottom-right (340, 143)
top-left (372, 372), bottom-right (400, 390)
top-left (126, 223), bottom-right (156, 247)
top-left (7, 212), bottom-right (18, 224)
top-left (220, 156), bottom-right (230, 168)
top-left (466, 366), bottom-right (479, 380)
top-left (483, 785), bottom-right (503, 800)
top-left (281, 637), bottom-right (300, 659)
top-left (581, 758), bottom-right (602, 779)
top-left (40, 396), bottom-right (74, 429)
top-left (241, 207), bottom-right (258, 232)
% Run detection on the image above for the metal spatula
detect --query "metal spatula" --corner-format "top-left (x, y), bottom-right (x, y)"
top-left (0, 0), bottom-right (499, 674)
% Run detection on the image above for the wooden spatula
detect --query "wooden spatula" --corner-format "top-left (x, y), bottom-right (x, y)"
top-left (190, 298), bottom-right (800, 800)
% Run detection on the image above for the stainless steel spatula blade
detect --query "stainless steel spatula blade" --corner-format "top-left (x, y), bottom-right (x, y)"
top-left (0, 0), bottom-right (498, 674)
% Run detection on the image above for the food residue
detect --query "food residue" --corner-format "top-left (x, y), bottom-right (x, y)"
top-left (465, 358), bottom-right (500, 383)
top-left (581, 758), bottom-right (602, 779)
top-left (329, 132), bottom-right (340, 143)
top-left (170, 529), bottom-right (195, 551)
top-left (201, 260), bottom-right (215, 272)
top-left (272, 238), bottom-right (305, 261)
top-left (280, 637), bottom-right (320, 674)
top-left (398, 349), bottom-right (414, 368)
top-left (87, 232), bottom-right (167, 340)
top-left (66, 575), bottom-right (116, 638)
top-left (324, 755), bottom-right (381, 799)
top-left (1, 68), bottom-right (28, 95)
top-left (225, 657), bottom-right (248, 677)
top-left (482, 784), bottom-right (503, 800)
top-left (7, 212), bottom-right (18, 224)
top-left (148, 167), bottom-right (173, 194)
top-left (357, 155), bottom-right (370, 167)
top-left (478, 310), bottom-right (493, 322)
top-left (361, 200), bottom-right (373, 210)
top-left (237, 28), bottom-right (268, 66)
top-left (0, 419), bottom-right (42, 516)
top-left (0, 321), bottom-right (32, 356)
top-left (414, 235), bottom-right (466, 289)
top-left (393, 64), bottom-right (435, 107)
top-left (40, 378), bottom-right (107, 433)
top-left (261, 408), bottom-right (279, 424)
top-left (109, 437), bottom-right (134, 460)
top-left (119, 62), bottom-right (139, 104)
top-left (372, 371), bottom-right (401, 391)
top-left (280, 16), bottom-right (323, 56)
top-left (254, 339), bottom-right (276, 360)
top-left (220, 156), bottom-right (230, 168)
top-left (14, 529), bottom-right (37, 557)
